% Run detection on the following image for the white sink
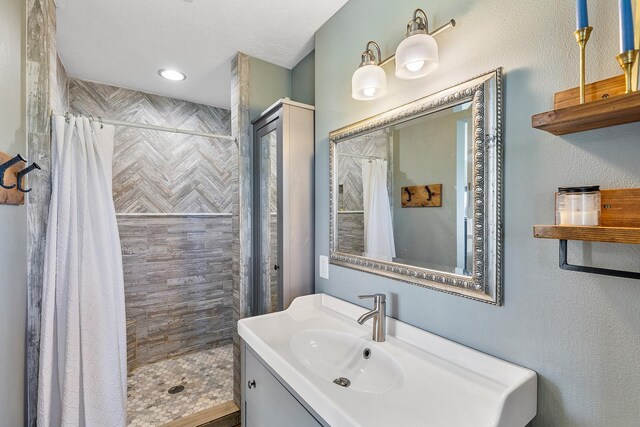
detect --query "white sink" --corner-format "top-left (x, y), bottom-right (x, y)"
top-left (238, 294), bottom-right (537, 427)
top-left (290, 329), bottom-right (403, 393)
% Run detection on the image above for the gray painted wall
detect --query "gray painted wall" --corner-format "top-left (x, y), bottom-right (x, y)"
top-left (249, 56), bottom-right (291, 120)
top-left (248, 51), bottom-right (316, 122)
top-left (0, 0), bottom-right (26, 425)
top-left (392, 112), bottom-right (463, 267)
top-left (314, 1), bottom-right (640, 426)
top-left (291, 51), bottom-right (316, 105)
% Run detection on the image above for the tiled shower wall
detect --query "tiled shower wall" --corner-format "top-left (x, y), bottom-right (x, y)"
top-left (118, 216), bottom-right (233, 369)
top-left (230, 52), bottom-right (252, 407)
top-left (69, 79), bottom-right (237, 370)
top-left (337, 213), bottom-right (365, 255)
top-left (336, 131), bottom-right (389, 255)
top-left (26, 0), bottom-right (68, 424)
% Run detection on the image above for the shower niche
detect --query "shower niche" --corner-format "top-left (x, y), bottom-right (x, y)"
top-left (252, 99), bottom-right (315, 315)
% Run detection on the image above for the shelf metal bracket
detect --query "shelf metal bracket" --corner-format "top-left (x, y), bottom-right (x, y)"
top-left (559, 239), bottom-right (640, 280)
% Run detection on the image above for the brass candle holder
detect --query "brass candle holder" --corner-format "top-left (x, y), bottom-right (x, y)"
top-left (616, 49), bottom-right (639, 94)
top-left (574, 26), bottom-right (593, 104)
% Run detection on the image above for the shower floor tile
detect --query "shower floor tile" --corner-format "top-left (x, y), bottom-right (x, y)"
top-left (127, 343), bottom-right (233, 427)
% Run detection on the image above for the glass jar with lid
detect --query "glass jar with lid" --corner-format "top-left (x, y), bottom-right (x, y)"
top-left (556, 186), bottom-right (601, 226)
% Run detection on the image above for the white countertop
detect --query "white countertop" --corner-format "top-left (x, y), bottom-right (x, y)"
top-left (238, 293), bottom-right (537, 427)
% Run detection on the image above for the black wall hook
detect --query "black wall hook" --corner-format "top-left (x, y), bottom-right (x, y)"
top-left (424, 185), bottom-right (433, 201)
top-left (17, 163), bottom-right (41, 193)
top-left (0, 154), bottom-right (27, 189)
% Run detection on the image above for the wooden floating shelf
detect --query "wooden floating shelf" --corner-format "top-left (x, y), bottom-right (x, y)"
top-left (532, 75), bottom-right (640, 135)
top-left (533, 186), bottom-right (640, 278)
top-left (533, 188), bottom-right (640, 244)
top-left (532, 91), bottom-right (640, 135)
top-left (533, 225), bottom-right (640, 244)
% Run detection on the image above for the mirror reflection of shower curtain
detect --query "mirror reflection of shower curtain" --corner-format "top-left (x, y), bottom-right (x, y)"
top-left (38, 116), bottom-right (127, 426)
top-left (362, 159), bottom-right (396, 262)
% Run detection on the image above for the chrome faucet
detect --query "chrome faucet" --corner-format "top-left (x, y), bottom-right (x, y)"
top-left (357, 294), bottom-right (386, 342)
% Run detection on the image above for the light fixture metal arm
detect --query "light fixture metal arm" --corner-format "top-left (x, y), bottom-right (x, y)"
top-left (408, 8), bottom-right (429, 35)
top-left (378, 18), bottom-right (456, 67)
top-left (430, 19), bottom-right (456, 37)
top-left (361, 40), bottom-right (383, 65)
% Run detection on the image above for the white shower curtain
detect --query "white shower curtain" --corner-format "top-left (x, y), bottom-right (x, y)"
top-left (38, 116), bottom-right (127, 426)
top-left (362, 159), bottom-right (396, 261)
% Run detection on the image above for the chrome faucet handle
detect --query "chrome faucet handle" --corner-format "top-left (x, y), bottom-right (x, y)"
top-left (358, 293), bottom-right (386, 303)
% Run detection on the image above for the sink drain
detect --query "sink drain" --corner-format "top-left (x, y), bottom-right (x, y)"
top-left (333, 377), bottom-right (351, 388)
top-left (168, 385), bottom-right (185, 394)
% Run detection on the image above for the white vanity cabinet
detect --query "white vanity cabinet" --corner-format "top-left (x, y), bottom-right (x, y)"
top-left (243, 344), bottom-right (324, 427)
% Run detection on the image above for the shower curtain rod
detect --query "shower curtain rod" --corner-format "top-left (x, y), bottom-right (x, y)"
top-left (337, 153), bottom-right (382, 160)
top-left (52, 112), bottom-right (236, 141)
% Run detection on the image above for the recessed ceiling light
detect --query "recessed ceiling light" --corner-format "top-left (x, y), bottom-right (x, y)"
top-left (158, 69), bottom-right (186, 81)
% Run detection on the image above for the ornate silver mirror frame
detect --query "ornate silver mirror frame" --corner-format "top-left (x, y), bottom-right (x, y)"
top-left (329, 69), bottom-right (503, 305)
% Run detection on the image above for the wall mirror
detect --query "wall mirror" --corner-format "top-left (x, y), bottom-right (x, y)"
top-left (329, 69), bottom-right (503, 304)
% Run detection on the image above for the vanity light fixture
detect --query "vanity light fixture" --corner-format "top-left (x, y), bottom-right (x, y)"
top-left (395, 9), bottom-right (439, 79)
top-left (158, 69), bottom-right (187, 81)
top-left (352, 41), bottom-right (387, 100)
top-left (351, 8), bottom-right (455, 100)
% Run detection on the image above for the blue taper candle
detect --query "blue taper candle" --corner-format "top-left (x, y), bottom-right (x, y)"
top-left (619, 0), bottom-right (635, 52)
top-left (576, 0), bottom-right (589, 29)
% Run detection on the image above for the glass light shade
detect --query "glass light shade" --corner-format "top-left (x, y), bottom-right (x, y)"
top-left (352, 64), bottom-right (387, 100)
top-left (394, 33), bottom-right (439, 80)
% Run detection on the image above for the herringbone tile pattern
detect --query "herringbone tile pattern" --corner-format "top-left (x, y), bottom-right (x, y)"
top-left (69, 79), bottom-right (235, 213)
top-left (336, 131), bottom-right (389, 211)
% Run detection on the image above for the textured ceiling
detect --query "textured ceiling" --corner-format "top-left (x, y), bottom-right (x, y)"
top-left (56, 0), bottom-right (348, 108)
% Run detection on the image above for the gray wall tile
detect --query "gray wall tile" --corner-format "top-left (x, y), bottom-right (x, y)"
top-left (119, 216), bottom-right (234, 369)
top-left (68, 79), bottom-right (235, 214)
top-left (26, 1), bottom-right (63, 424)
